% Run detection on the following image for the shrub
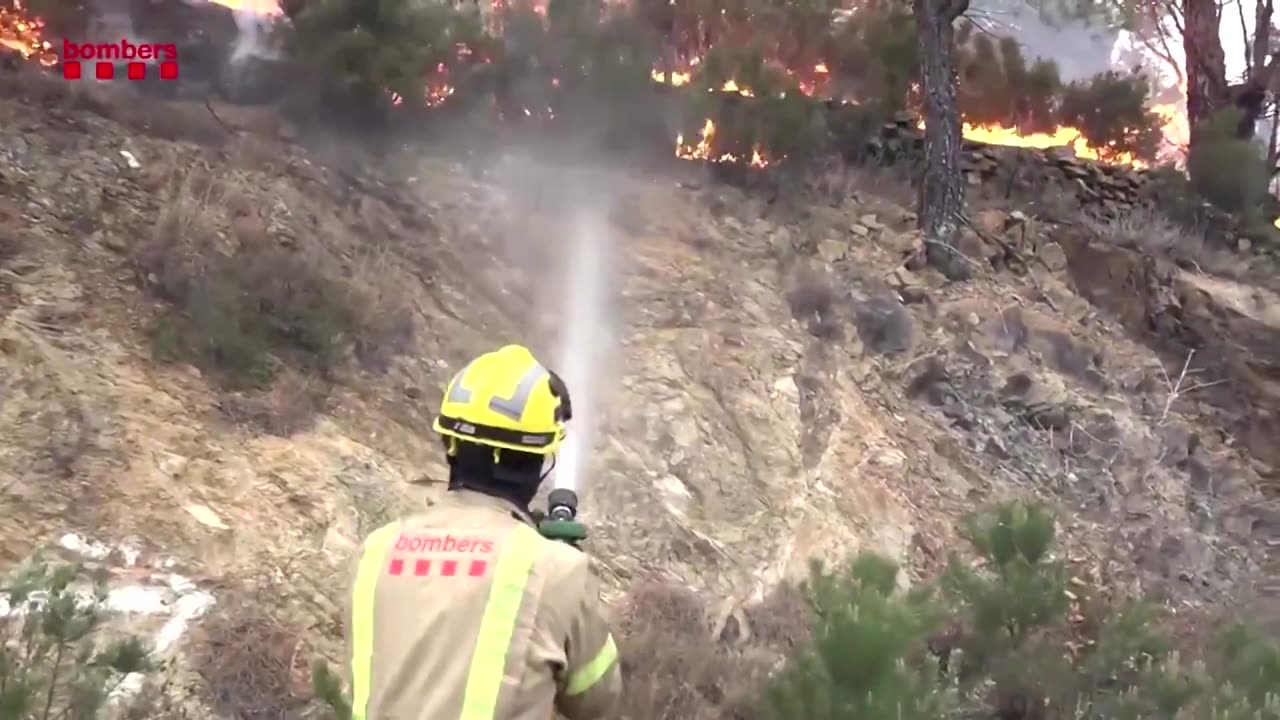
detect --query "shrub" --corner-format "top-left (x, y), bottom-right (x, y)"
top-left (678, 44), bottom-right (831, 164)
top-left (282, 0), bottom-right (485, 110)
top-left (1082, 207), bottom-right (1212, 267)
top-left (0, 556), bottom-right (152, 719)
top-left (1057, 70), bottom-right (1163, 163)
top-left (956, 29), bottom-right (1063, 134)
top-left (761, 554), bottom-right (953, 719)
top-left (1187, 108), bottom-right (1271, 221)
top-left (137, 173), bottom-right (412, 391)
top-left (760, 501), bottom-right (1280, 720)
top-left (828, 0), bottom-right (917, 118)
top-left (19, 0), bottom-right (89, 38)
top-left (188, 582), bottom-right (312, 719)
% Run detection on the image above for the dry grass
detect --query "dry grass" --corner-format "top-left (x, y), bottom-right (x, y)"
top-left (135, 166), bottom-right (414, 392)
top-left (129, 164), bottom-right (415, 435)
top-left (785, 268), bottom-right (836, 320)
top-left (615, 580), bottom-right (812, 720)
top-left (0, 196), bottom-right (23, 266)
top-left (841, 163), bottom-right (917, 209)
top-left (189, 582), bottom-right (313, 720)
top-left (0, 228), bottom-right (20, 266)
top-left (219, 369), bottom-right (329, 437)
top-left (1082, 206), bottom-right (1239, 275)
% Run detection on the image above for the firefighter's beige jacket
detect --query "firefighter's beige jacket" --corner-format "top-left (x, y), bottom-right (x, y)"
top-left (343, 489), bottom-right (622, 720)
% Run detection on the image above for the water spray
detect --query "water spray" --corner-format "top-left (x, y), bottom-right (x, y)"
top-left (553, 210), bottom-right (610, 495)
top-left (538, 208), bottom-right (613, 546)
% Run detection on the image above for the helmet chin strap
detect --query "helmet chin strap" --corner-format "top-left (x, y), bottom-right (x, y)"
top-left (539, 454), bottom-right (557, 483)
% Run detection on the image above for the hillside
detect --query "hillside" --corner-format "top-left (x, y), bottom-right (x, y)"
top-left (1, 67), bottom-right (1279, 715)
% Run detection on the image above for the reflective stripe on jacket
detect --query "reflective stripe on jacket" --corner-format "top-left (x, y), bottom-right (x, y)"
top-left (344, 489), bottom-right (622, 720)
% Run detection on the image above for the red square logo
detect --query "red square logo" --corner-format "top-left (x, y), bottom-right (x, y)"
top-left (95, 62), bottom-right (113, 80)
top-left (62, 61), bottom-right (81, 79)
top-left (159, 61), bottom-right (178, 80)
top-left (126, 62), bottom-right (145, 80)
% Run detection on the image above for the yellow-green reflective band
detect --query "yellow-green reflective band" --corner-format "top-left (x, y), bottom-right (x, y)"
top-left (566, 633), bottom-right (618, 696)
top-left (460, 524), bottom-right (542, 720)
top-left (350, 522), bottom-right (400, 720)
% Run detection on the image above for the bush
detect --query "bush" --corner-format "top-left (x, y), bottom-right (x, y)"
top-left (136, 172), bottom-right (412, 392)
top-left (759, 501), bottom-right (1280, 720)
top-left (1187, 108), bottom-right (1272, 222)
top-left (0, 556), bottom-right (152, 719)
top-left (18, 0), bottom-right (89, 38)
top-left (1082, 207), bottom-right (1214, 268)
top-left (188, 582), bottom-right (312, 720)
top-left (956, 28), bottom-right (1063, 134)
top-left (282, 0), bottom-right (485, 111)
top-left (827, 0), bottom-right (916, 120)
top-left (1058, 70), bottom-right (1163, 163)
top-left (761, 554), bottom-right (953, 719)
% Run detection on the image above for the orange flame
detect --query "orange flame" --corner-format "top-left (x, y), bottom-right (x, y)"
top-left (675, 117), bottom-right (770, 168)
top-left (654, 56), bottom-right (1192, 170)
top-left (951, 122), bottom-right (1148, 168)
top-left (0, 1), bottom-right (54, 66)
top-left (208, 0), bottom-right (283, 14)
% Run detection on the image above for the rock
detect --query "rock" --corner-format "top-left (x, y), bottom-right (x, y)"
top-left (889, 268), bottom-right (928, 304)
top-left (101, 233), bottom-right (129, 254)
top-left (899, 286), bottom-right (928, 304)
top-left (1038, 241), bottom-right (1068, 272)
top-left (882, 229), bottom-right (922, 255)
top-left (817, 237), bottom-right (847, 264)
top-left (859, 213), bottom-right (884, 230)
top-left (849, 223), bottom-right (870, 239)
top-left (955, 227), bottom-right (997, 262)
top-left (973, 208), bottom-right (1009, 236)
top-left (852, 292), bottom-right (914, 355)
top-left (889, 267), bottom-right (921, 288)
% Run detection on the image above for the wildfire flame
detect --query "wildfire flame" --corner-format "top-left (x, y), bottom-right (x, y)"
top-left (675, 117), bottom-right (770, 167)
top-left (1, 0), bottom-right (1192, 174)
top-left (208, 0), bottom-right (284, 13)
top-left (945, 122), bottom-right (1148, 168)
top-left (0, 0), bottom-right (54, 66)
top-left (659, 58), bottom-right (1188, 170)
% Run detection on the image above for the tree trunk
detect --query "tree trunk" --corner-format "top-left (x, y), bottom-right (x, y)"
top-left (913, 0), bottom-right (970, 281)
top-left (1183, 0), bottom-right (1229, 137)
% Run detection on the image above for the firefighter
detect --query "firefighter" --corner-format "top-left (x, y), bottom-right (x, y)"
top-left (344, 344), bottom-right (622, 720)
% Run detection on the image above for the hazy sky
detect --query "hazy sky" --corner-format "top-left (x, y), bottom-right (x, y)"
top-left (973, 0), bottom-right (1257, 87)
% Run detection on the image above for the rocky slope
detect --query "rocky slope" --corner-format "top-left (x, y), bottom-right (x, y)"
top-left (1, 68), bottom-right (1278, 713)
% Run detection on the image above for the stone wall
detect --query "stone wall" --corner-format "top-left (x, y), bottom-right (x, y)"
top-left (870, 113), bottom-right (1153, 218)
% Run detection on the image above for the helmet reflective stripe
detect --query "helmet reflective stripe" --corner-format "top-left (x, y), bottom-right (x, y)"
top-left (349, 522), bottom-right (402, 720)
top-left (446, 361), bottom-right (476, 404)
top-left (459, 524), bottom-right (543, 719)
top-left (488, 364), bottom-right (548, 420)
top-left (448, 362), bottom-right (549, 421)
top-left (434, 345), bottom-right (568, 455)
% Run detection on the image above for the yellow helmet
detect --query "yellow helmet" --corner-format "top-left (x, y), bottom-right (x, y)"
top-left (432, 345), bottom-right (570, 456)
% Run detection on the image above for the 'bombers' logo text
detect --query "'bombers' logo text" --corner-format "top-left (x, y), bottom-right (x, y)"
top-left (394, 533), bottom-right (495, 554)
top-left (61, 39), bottom-right (180, 81)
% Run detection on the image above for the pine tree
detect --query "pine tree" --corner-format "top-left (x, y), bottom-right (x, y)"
top-left (0, 556), bottom-right (151, 720)
top-left (760, 553), bottom-right (955, 719)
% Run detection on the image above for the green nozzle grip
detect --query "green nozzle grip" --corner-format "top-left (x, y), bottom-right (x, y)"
top-left (538, 518), bottom-right (588, 544)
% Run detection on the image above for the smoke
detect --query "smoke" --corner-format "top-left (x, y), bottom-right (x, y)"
top-left (227, 6), bottom-right (279, 64)
top-left (971, 0), bottom-right (1117, 83)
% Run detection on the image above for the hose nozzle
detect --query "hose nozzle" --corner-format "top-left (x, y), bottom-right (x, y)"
top-left (539, 488), bottom-right (587, 545)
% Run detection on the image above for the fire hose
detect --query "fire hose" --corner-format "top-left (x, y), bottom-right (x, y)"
top-left (536, 487), bottom-right (588, 547)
